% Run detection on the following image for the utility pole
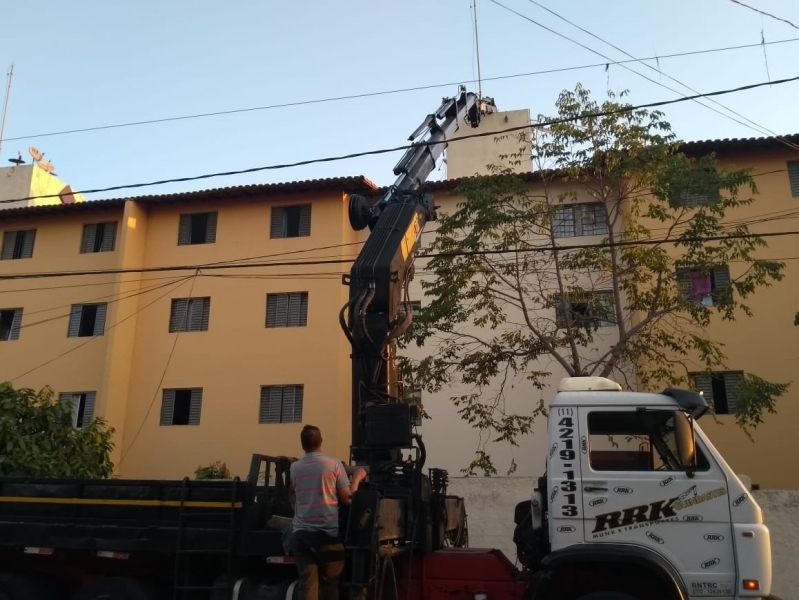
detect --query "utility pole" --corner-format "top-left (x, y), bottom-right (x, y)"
top-left (0, 64), bottom-right (14, 159)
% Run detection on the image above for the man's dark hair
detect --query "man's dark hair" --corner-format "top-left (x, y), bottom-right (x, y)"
top-left (300, 425), bottom-right (322, 452)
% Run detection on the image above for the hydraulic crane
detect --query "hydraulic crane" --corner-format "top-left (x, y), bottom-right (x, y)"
top-left (339, 86), bottom-right (496, 591)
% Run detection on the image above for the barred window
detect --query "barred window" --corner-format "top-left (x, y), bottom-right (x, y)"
top-left (553, 203), bottom-right (608, 238)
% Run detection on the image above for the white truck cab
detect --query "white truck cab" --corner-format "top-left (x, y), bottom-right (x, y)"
top-left (521, 377), bottom-right (773, 600)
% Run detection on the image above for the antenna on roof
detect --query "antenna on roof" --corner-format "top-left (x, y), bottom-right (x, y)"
top-left (0, 64), bottom-right (14, 160)
top-left (28, 146), bottom-right (56, 175)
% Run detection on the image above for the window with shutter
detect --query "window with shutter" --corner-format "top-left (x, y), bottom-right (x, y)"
top-left (177, 213), bottom-right (217, 245)
top-left (787, 160), bottom-right (799, 198)
top-left (160, 390), bottom-right (176, 425)
top-left (81, 224), bottom-right (98, 253)
top-left (266, 293), bottom-right (308, 328)
top-left (101, 222), bottom-right (117, 252)
top-left (676, 266), bottom-right (731, 307)
top-left (1, 230), bottom-right (35, 260)
top-left (170, 299), bottom-right (189, 332)
top-left (0, 309), bottom-right (22, 341)
top-left (59, 392), bottom-right (96, 428)
top-left (18, 230), bottom-right (35, 259)
top-left (271, 205), bottom-right (312, 238)
top-left (81, 223), bottom-right (118, 253)
top-left (0, 232), bottom-right (14, 260)
top-left (67, 304), bottom-right (107, 337)
top-left (690, 371), bottom-right (742, 415)
top-left (93, 304), bottom-right (107, 336)
top-left (161, 389), bottom-right (202, 426)
top-left (259, 385), bottom-right (303, 423)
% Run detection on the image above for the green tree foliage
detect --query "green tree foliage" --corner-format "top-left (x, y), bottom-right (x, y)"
top-left (0, 382), bottom-right (115, 478)
top-left (402, 85), bottom-right (789, 475)
top-left (194, 461), bottom-right (233, 480)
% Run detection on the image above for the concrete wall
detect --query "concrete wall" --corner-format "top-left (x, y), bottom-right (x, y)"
top-left (0, 164), bottom-right (85, 208)
top-left (448, 477), bottom-right (799, 599)
top-left (445, 108), bottom-right (532, 179)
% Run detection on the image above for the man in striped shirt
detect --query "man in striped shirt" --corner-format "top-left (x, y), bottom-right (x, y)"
top-left (289, 425), bottom-right (366, 600)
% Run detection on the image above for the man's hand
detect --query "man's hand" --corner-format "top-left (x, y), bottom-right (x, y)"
top-left (351, 467), bottom-right (367, 491)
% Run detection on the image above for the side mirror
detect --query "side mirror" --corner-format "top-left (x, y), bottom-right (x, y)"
top-left (674, 411), bottom-right (696, 478)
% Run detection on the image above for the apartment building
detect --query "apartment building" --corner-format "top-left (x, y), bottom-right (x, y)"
top-left (415, 129), bottom-right (799, 489)
top-left (0, 177), bottom-right (375, 479)
top-left (665, 134), bottom-right (799, 490)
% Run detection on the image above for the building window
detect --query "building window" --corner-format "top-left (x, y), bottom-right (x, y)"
top-left (67, 303), bottom-right (108, 338)
top-left (81, 222), bottom-right (117, 253)
top-left (59, 392), bottom-right (96, 428)
top-left (0, 308), bottom-right (22, 341)
top-left (587, 410), bottom-right (709, 472)
top-left (266, 292), bottom-right (308, 328)
top-left (259, 385), bottom-right (304, 424)
top-left (788, 161), bottom-right (799, 198)
top-left (178, 212), bottom-right (217, 245)
top-left (555, 291), bottom-right (616, 329)
top-left (271, 205), bottom-right (311, 239)
top-left (169, 298), bottom-right (211, 332)
top-left (1, 229), bottom-right (36, 260)
top-left (552, 203), bottom-right (608, 239)
top-left (676, 266), bottom-right (730, 307)
top-left (400, 300), bottom-right (423, 318)
top-left (690, 371), bottom-right (742, 415)
top-left (160, 389), bottom-right (202, 426)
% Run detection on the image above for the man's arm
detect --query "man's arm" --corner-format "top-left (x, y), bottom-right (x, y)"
top-left (336, 467), bottom-right (366, 506)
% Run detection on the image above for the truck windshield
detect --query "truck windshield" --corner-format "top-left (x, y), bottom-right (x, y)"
top-left (587, 410), bottom-right (709, 472)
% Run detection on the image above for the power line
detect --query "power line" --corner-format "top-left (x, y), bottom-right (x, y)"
top-left (17, 276), bottom-right (190, 331)
top-left (1, 230), bottom-right (798, 283)
top-left (9, 275), bottom-right (193, 382)
top-left (3, 38), bottom-right (798, 145)
top-left (725, 0), bottom-right (799, 30)
top-left (521, 0), bottom-right (799, 153)
top-left (118, 272), bottom-right (199, 467)
top-left (3, 73), bottom-right (799, 207)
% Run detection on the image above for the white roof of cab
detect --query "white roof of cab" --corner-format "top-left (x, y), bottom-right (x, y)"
top-left (551, 377), bottom-right (682, 408)
top-left (558, 377), bottom-right (622, 392)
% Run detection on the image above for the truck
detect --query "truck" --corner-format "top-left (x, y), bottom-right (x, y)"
top-left (0, 88), bottom-right (777, 600)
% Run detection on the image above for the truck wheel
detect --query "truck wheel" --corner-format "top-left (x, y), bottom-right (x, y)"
top-left (72, 577), bottom-right (165, 600)
top-left (0, 574), bottom-right (58, 600)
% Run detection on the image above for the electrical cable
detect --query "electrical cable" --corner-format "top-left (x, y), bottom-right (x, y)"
top-left (0, 273), bottom-right (197, 296)
top-left (521, 0), bottom-right (799, 152)
top-left (2, 229), bottom-right (799, 282)
top-left (117, 271), bottom-right (199, 467)
top-left (16, 276), bottom-right (191, 333)
top-left (8, 275), bottom-right (193, 382)
top-left (2, 74), bottom-right (798, 206)
top-left (3, 36), bottom-right (798, 145)
top-left (725, 0), bottom-right (799, 30)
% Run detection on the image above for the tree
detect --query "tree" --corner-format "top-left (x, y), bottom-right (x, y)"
top-left (0, 382), bottom-right (115, 478)
top-left (402, 85), bottom-right (789, 475)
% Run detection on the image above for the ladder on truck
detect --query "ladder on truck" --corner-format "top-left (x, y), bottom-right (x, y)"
top-left (172, 476), bottom-right (241, 600)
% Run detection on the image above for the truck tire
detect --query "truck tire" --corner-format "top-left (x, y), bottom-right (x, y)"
top-left (72, 577), bottom-right (165, 600)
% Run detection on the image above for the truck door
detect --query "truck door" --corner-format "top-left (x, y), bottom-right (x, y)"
top-left (578, 406), bottom-right (737, 598)
top-left (548, 406), bottom-right (585, 550)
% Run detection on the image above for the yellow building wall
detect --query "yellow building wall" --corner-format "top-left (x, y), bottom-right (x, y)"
top-left (117, 192), bottom-right (359, 479)
top-left (0, 210), bottom-right (122, 422)
top-left (668, 149), bottom-right (799, 490)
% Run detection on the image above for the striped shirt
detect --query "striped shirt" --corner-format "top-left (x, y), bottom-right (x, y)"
top-left (290, 452), bottom-right (349, 537)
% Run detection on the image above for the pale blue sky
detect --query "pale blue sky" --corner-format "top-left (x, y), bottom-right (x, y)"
top-left (1, 0), bottom-right (798, 199)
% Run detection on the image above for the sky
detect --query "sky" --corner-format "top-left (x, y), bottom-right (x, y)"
top-left (1, 0), bottom-right (798, 200)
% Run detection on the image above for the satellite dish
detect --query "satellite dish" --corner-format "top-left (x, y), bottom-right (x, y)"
top-left (38, 160), bottom-right (55, 174)
top-left (29, 147), bottom-right (43, 162)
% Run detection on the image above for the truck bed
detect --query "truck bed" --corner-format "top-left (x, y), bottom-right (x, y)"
top-left (0, 455), bottom-right (293, 558)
